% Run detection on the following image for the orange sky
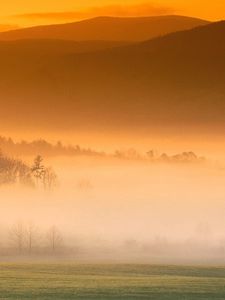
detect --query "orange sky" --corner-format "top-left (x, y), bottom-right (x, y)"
top-left (0, 1), bottom-right (225, 28)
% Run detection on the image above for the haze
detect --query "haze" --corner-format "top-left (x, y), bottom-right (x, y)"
top-left (0, 1), bottom-right (225, 266)
top-left (0, 156), bottom-right (225, 264)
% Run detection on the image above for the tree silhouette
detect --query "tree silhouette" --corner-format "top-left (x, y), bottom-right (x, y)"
top-left (31, 155), bottom-right (57, 190)
top-left (46, 226), bottom-right (63, 253)
top-left (9, 222), bottom-right (26, 254)
top-left (31, 155), bottom-right (45, 186)
top-left (25, 222), bottom-right (39, 254)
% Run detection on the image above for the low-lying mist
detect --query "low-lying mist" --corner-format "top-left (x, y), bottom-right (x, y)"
top-left (0, 155), bottom-right (225, 264)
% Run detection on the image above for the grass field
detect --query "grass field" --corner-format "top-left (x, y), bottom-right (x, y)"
top-left (0, 263), bottom-right (224, 299)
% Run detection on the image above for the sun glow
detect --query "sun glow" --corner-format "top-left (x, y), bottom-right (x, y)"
top-left (0, 1), bottom-right (225, 28)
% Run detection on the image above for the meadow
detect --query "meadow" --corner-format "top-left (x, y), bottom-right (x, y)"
top-left (0, 263), bottom-right (224, 299)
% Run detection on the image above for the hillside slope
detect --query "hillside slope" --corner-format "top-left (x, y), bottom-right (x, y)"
top-left (0, 21), bottom-right (224, 132)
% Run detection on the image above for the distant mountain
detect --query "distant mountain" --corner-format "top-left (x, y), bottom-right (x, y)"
top-left (0, 21), bottom-right (224, 132)
top-left (0, 15), bottom-right (209, 42)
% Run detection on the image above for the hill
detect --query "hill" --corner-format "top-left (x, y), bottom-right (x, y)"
top-left (0, 15), bottom-right (209, 42)
top-left (0, 39), bottom-right (128, 56)
top-left (0, 21), bottom-right (224, 132)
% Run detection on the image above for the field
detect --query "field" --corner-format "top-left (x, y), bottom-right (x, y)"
top-left (0, 264), bottom-right (224, 299)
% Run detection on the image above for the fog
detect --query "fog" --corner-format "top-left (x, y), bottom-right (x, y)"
top-left (0, 155), bottom-right (225, 264)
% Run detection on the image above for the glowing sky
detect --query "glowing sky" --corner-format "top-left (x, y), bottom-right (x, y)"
top-left (1, 1), bottom-right (225, 27)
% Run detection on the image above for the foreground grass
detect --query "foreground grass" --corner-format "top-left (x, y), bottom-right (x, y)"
top-left (0, 263), bottom-right (224, 299)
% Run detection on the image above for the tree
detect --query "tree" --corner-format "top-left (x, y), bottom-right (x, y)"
top-left (15, 160), bottom-right (34, 187)
top-left (31, 156), bottom-right (57, 190)
top-left (147, 150), bottom-right (155, 159)
top-left (43, 167), bottom-right (57, 190)
top-left (25, 222), bottom-right (39, 254)
top-left (46, 226), bottom-right (63, 253)
top-left (9, 222), bottom-right (26, 254)
top-left (31, 155), bottom-right (45, 186)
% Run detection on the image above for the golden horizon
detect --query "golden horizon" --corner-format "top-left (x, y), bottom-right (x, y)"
top-left (0, 1), bottom-right (225, 28)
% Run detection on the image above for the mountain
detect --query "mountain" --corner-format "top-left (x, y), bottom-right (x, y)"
top-left (0, 21), bottom-right (224, 132)
top-left (0, 15), bottom-right (209, 42)
top-left (0, 39), bottom-right (128, 55)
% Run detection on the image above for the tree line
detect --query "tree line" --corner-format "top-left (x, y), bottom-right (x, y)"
top-left (0, 136), bottom-right (206, 163)
top-left (0, 136), bottom-right (104, 157)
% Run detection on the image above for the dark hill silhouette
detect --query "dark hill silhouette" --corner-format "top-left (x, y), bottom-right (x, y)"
top-left (0, 15), bottom-right (209, 42)
top-left (0, 21), bottom-right (224, 132)
top-left (126, 19), bottom-right (225, 54)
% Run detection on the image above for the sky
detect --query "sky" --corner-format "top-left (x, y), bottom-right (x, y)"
top-left (0, 1), bottom-right (225, 28)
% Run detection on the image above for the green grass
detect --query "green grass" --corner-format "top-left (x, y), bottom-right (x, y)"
top-left (0, 263), bottom-right (224, 299)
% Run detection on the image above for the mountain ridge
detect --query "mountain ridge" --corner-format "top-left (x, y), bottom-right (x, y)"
top-left (0, 15), bottom-right (209, 42)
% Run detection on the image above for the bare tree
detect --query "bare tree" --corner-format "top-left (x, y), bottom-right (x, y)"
top-left (43, 167), bottom-right (57, 190)
top-left (0, 152), bottom-right (33, 187)
top-left (9, 222), bottom-right (26, 254)
top-left (46, 226), bottom-right (63, 253)
top-left (16, 162), bottom-right (34, 187)
top-left (25, 222), bottom-right (39, 254)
